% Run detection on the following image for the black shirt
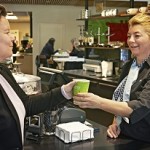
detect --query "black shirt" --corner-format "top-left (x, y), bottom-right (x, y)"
top-left (0, 90), bottom-right (22, 149)
top-left (118, 58), bottom-right (150, 142)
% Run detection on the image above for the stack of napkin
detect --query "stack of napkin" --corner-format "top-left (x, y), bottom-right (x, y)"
top-left (55, 122), bottom-right (94, 143)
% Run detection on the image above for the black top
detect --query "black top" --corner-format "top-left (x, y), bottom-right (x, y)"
top-left (0, 89), bottom-right (21, 149)
top-left (70, 47), bottom-right (84, 58)
top-left (40, 43), bottom-right (58, 59)
top-left (0, 64), bottom-right (67, 149)
top-left (118, 58), bottom-right (150, 142)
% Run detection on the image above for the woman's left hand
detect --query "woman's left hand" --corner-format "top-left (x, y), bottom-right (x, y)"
top-left (73, 93), bottom-right (100, 109)
top-left (107, 123), bottom-right (120, 138)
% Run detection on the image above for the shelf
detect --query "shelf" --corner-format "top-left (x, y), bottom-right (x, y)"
top-left (89, 14), bottom-right (133, 20)
top-left (77, 13), bottom-right (150, 21)
top-left (76, 18), bottom-right (88, 21)
top-left (76, 14), bottom-right (133, 21)
top-left (79, 46), bottom-right (125, 50)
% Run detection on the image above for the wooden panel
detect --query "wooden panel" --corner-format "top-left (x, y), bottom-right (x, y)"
top-left (16, 54), bottom-right (33, 74)
top-left (105, 1), bottom-right (147, 8)
top-left (85, 81), bottom-right (115, 126)
top-left (0, 0), bottom-right (147, 7)
top-left (0, 0), bottom-right (94, 6)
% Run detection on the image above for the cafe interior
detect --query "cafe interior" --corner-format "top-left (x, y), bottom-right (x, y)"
top-left (1, 0), bottom-right (150, 149)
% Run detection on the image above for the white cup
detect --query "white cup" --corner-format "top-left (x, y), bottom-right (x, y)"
top-left (112, 9), bottom-right (118, 16)
top-left (101, 61), bottom-right (113, 77)
top-left (139, 7), bottom-right (147, 13)
top-left (127, 8), bottom-right (138, 15)
top-left (101, 10), bottom-right (106, 17)
top-left (108, 9), bottom-right (113, 16)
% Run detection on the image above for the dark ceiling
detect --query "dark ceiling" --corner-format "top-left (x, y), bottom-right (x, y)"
top-left (0, 0), bottom-right (95, 6)
top-left (0, 0), bottom-right (147, 8)
top-left (1, 0), bottom-right (148, 22)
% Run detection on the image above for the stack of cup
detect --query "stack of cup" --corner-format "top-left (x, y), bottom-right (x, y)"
top-left (139, 7), bottom-right (147, 13)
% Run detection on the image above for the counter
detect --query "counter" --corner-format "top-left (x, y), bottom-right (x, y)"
top-left (14, 53), bottom-right (33, 74)
top-left (24, 120), bottom-right (150, 150)
top-left (63, 69), bottom-right (118, 85)
top-left (13, 73), bottom-right (41, 95)
top-left (53, 56), bottom-right (85, 70)
top-left (63, 69), bottom-right (118, 127)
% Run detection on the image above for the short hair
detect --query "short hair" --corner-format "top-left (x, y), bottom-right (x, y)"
top-left (71, 38), bottom-right (77, 44)
top-left (71, 38), bottom-right (79, 47)
top-left (0, 4), bottom-right (7, 18)
top-left (128, 13), bottom-right (150, 37)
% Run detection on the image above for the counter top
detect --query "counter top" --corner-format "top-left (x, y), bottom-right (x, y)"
top-left (24, 120), bottom-right (150, 150)
top-left (13, 53), bottom-right (32, 57)
top-left (63, 69), bottom-right (119, 86)
top-left (53, 57), bottom-right (85, 62)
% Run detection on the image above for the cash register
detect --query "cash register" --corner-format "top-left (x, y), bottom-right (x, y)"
top-left (83, 64), bottom-right (101, 73)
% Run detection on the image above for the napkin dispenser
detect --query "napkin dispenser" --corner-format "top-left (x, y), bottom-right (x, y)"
top-left (83, 64), bottom-right (101, 73)
top-left (55, 122), bottom-right (94, 143)
top-left (58, 108), bottom-right (86, 124)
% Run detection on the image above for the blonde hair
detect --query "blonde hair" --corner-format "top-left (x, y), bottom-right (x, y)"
top-left (128, 13), bottom-right (150, 37)
top-left (71, 38), bottom-right (79, 48)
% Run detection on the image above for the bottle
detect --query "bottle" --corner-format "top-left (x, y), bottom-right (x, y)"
top-left (83, 31), bottom-right (89, 46)
top-left (78, 25), bottom-right (84, 46)
top-left (78, 34), bottom-right (84, 46)
top-left (85, 9), bottom-right (88, 19)
top-left (88, 30), bottom-right (94, 46)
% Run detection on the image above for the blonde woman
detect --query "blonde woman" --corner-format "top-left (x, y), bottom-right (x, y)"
top-left (73, 13), bottom-right (150, 142)
top-left (68, 38), bottom-right (84, 57)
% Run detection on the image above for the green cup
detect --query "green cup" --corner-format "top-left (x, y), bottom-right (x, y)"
top-left (73, 79), bottom-right (90, 95)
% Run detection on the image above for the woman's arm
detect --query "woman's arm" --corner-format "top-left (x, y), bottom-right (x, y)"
top-left (73, 93), bottom-right (133, 117)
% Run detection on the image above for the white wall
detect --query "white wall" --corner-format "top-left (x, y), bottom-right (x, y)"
top-left (3, 2), bottom-right (150, 74)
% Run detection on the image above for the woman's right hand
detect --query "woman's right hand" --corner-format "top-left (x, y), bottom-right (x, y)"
top-left (107, 122), bottom-right (120, 138)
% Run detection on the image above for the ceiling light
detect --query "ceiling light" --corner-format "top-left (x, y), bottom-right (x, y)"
top-left (7, 12), bottom-right (13, 15)
top-left (6, 15), bottom-right (18, 20)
